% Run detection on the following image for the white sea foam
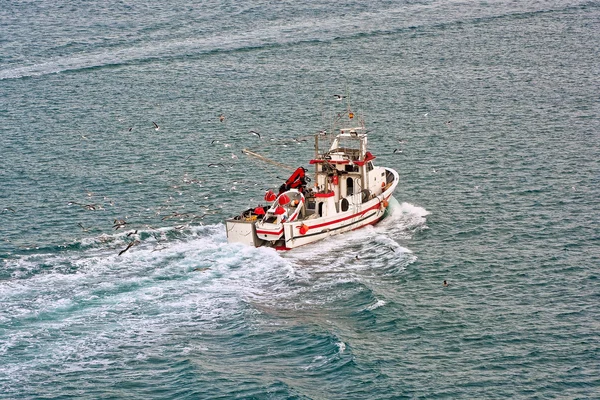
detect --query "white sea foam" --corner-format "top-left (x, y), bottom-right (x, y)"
top-left (1, 201), bottom-right (425, 384)
top-left (1, 223), bottom-right (299, 388)
top-left (366, 299), bottom-right (387, 311)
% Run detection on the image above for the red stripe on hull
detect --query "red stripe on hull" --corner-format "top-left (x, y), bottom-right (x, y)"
top-left (304, 200), bottom-right (385, 230)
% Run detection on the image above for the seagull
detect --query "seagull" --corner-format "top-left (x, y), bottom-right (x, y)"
top-left (128, 127), bottom-right (133, 132)
top-left (210, 140), bottom-right (220, 145)
top-left (334, 94), bottom-right (346, 101)
top-left (208, 163), bottom-right (225, 168)
top-left (113, 219), bottom-right (128, 230)
top-left (2, 207), bottom-right (15, 213)
top-left (153, 121), bottom-right (160, 131)
top-left (382, 246), bottom-right (396, 255)
top-left (445, 120), bottom-right (453, 126)
top-left (118, 240), bottom-right (139, 256)
top-left (126, 229), bottom-right (138, 237)
top-left (393, 148), bottom-right (403, 153)
top-left (77, 223), bottom-right (90, 232)
top-left (67, 201), bottom-right (101, 210)
top-left (249, 130), bottom-right (261, 139)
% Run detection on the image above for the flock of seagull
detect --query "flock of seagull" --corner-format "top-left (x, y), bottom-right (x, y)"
top-left (3, 101), bottom-right (449, 256)
top-left (59, 185), bottom-right (224, 256)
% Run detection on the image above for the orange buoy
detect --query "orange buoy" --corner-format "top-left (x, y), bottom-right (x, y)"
top-left (349, 112), bottom-right (354, 119)
top-left (299, 224), bottom-right (309, 235)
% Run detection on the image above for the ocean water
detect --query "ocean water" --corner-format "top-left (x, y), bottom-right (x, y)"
top-left (1, 0), bottom-right (599, 398)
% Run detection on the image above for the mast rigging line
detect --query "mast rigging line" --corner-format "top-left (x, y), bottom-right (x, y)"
top-left (241, 149), bottom-right (297, 172)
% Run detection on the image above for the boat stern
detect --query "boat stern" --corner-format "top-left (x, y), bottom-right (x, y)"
top-left (225, 218), bottom-right (264, 247)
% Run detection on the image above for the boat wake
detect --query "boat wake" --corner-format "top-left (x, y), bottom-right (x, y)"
top-left (0, 3), bottom-right (569, 81)
top-left (0, 201), bottom-right (427, 394)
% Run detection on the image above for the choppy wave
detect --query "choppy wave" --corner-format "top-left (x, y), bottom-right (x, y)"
top-left (1, 2), bottom-right (589, 80)
top-left (2, 0), bottom-right (599, 396)
top-left (0, 203), bottom-right (428, 396)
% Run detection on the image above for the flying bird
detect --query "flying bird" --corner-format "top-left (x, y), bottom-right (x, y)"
top-left (334, 94), bottom-right (346, 101)
top-left (67, 201), bottom-right (101, 211)
top-left (249, 130), bottom-right (261, 139)
top-left (118, 240), bottom-right (139, 256)
top-left (153, 121), bottom-right (160, 131)
top-left (393, 148), bottom-right (403, 153)
top-left (113, 219), bottom-right (128, 230)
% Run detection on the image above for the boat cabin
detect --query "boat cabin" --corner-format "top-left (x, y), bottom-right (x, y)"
top-left (305, 127), bottom-right (389, 219)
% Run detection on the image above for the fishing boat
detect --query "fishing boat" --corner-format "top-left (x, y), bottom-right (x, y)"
top-left (226, 111), bottom-right (399, 250)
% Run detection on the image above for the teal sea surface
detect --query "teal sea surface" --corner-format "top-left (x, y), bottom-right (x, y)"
top-left (1, 1), bottom-right (599, 398)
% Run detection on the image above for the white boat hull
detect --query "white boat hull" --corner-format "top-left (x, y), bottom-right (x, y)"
top-left (226, 119), bottom-right (400, 250)
top-left (226, 168), bottom-right (398, 250)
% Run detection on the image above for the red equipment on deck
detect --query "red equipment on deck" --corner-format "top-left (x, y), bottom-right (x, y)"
top-left (278, 167), bottom-right (308, 194)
